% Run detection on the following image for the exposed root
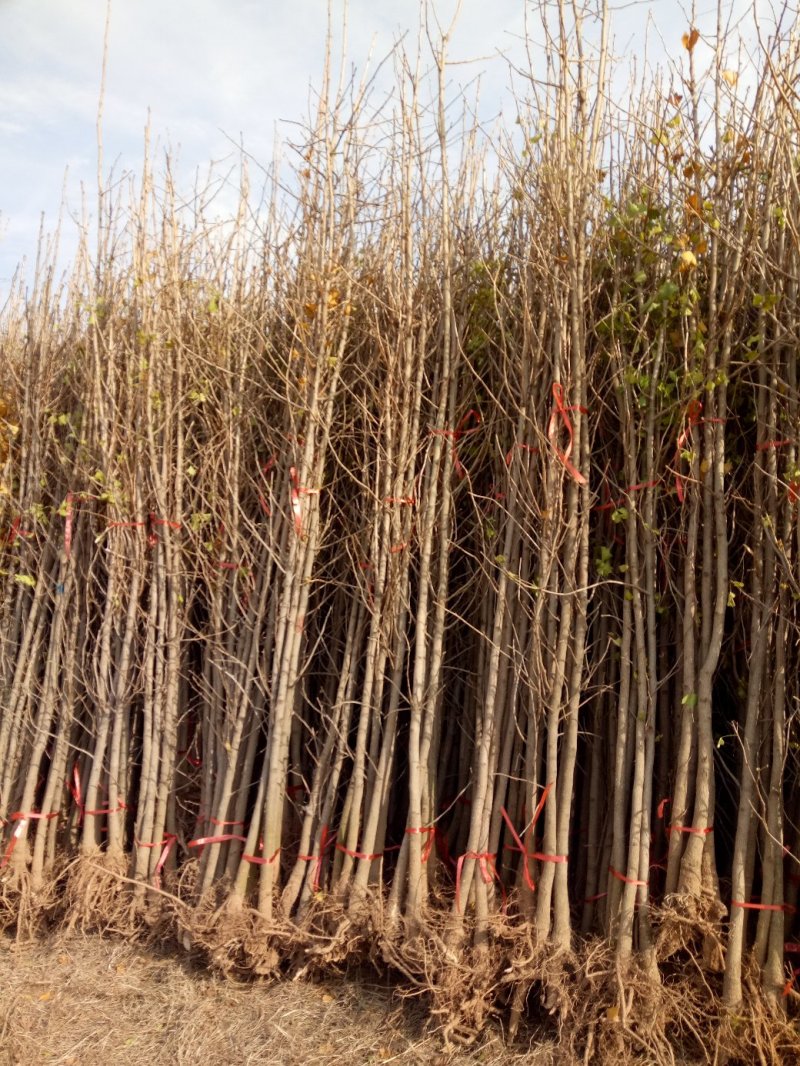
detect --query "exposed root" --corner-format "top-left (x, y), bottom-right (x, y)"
top-left (0, 863), bottom-right (60, 938)
top-left (0, 867), bottom-right (796, 1061)
top-left (59, 852), bottom-right (144, 937)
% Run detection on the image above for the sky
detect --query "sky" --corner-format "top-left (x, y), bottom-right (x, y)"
top-left (0, 0), bottom-right (777, 294)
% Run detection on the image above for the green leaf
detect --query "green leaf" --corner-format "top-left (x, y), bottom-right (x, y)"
top-left (681, 692), bottom-right (698, 708)
top-left (189, 512), bottom-right (212, 532)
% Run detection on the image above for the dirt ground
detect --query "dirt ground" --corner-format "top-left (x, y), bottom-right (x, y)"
top-left (0, 934), bottom-right (560, 1066)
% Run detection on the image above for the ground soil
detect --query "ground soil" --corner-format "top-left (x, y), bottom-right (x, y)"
top-left (0, 934), bottom-right (560, 1065)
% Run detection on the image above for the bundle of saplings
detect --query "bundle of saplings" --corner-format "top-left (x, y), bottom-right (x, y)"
top-left (1, 8), bottom-right (798, 1061)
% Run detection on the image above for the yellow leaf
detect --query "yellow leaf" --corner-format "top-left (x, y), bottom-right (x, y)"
top-left (722, 70), bottom-right (738, 87)
top-left (38, 990), bottom-right (53, 1002)
top-left (321, 992), bottom-right (334, 1003)
top-left (303, 303), bottom-right (317, 319)
top-left (682, 28), bottom-right (700, 52)
top-left (679, 250), bottom-right (697, 269)
top-left (607, 1005), bottom-right (619, 1021)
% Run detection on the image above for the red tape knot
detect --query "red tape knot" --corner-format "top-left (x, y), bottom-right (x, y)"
top-left (430, 409), bottom-right (482, 480)
top-left (548, 383), bottom-right (587, 485)
top-left (405, 826), bottom-right (436, 863)
top-left (288, 467), bottom-right (318, 536)
top-left (153, 833), bottom-right (177, 889)
top-left (297, 824), bottom-right (335, 892)
top-left (456, 851), bottom-right (504, 913)
top-left (1, 811), bottom-right (60, 868)
top-left (675, 399), bottom-right (703, 503)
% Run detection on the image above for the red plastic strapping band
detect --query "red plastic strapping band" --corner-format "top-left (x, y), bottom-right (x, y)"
top-left (297, 824), bottom-right (335, 892)
top-left (335, 842), bottom-right (384, 861)
top-left (757, 439), bottom-right (793, 451)
top-left (258, 456), bottom-right (276, 515)
top-left (675, 400), bottom-right (703, 503)
top-left (64, 492), bottom-right (74, 560)
top-left (505, 443), bottom-right (539, 468)
top-left (455, 851), bottom-right (505, 914)
top-left (405, 826), bottom-right (435, 863)
top-left (187, 833), bottom-right (247, 852)
top-left (5, 515), bottom-right (20, 546)
top-left (731, 900), bottom-right (796, 914)
top-left (5, 516), bottom-right (32, 545)
top-left (288, 467), bottom-right (318, 536)
top-left (783, 948), bottom-right (800, 998)
top-left (153, 833), bottom-right (177, 889)
top-left (85, 798), bottom-right (127, 816)
top-left (658, 796), bottom-right (713, 836)
top-left (68, 762), bottom-right (83, 820)
top-left (242, 847), bottom-right (280, 866)
top-left (208, 817), bottom-right (245, 828)
top-left (1, 819), bottom-right (28, 868)
top-left (500, 807), bottom-right (536, 892)
top-left (548, 383), bottom-right (588, 486)
top-left (384, 495), bottom-right (415, 506)
top-left (0, 811), bottom-right (60, 868)
top-left (609, 865), bottom-right (647, 887)
top-left (530, 781), bottom-right (553, 827)
top-left (501, 782), bottom-right (565, 881)
top-left (430, 409), bottom-right (482, 480)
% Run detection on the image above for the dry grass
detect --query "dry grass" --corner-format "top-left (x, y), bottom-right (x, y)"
top-left (0, 934), bottom-right (565, 1066)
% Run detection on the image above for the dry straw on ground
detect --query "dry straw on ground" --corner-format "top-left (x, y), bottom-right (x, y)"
top-left (0, 934), bottom-right (569, 1066)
